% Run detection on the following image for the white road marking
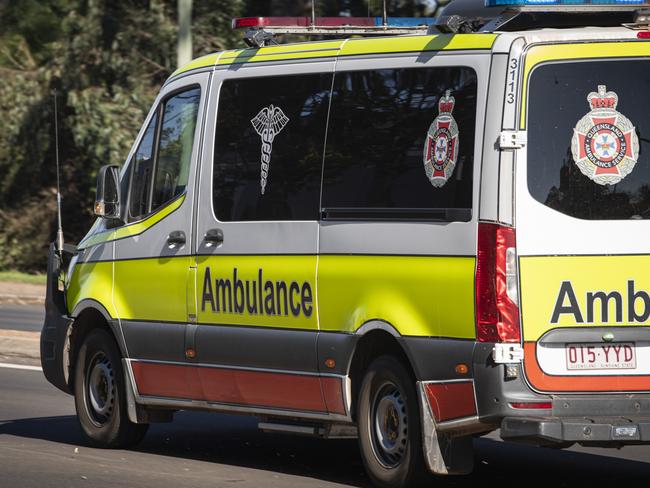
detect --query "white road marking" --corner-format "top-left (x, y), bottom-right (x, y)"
top-left (0, 362), bottom-right (42, 372)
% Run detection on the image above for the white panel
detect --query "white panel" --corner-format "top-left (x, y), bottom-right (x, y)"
top-left (536, 342), bottom-right (649, 376)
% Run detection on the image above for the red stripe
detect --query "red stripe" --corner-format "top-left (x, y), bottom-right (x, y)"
top-left (524, 342), bottom-right (650, 392)
top-left (131, 362), bottom-right (203, 399)
top-left (321, 377), bottom-right (346, 415)
top-left (424, 381), bottom-right (476, 422)
top-left (132, 362), bottom-right (346, 414)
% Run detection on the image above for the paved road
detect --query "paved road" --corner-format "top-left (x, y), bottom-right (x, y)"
top-left (0, 304), bottom-right (43, 332)
top-left (2, 305), bottom-right (650, 486)
top-left (2, 366), bottom-right (650, 488)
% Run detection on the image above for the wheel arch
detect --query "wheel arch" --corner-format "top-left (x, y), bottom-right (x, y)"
top-left (68, 299), bottom-right (126, 393)
top-left (347, 320), bottom-right (419, 421)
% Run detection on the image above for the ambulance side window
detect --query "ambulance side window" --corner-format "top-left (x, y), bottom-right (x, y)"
top-left (151, 87), bottom-right (201, 210)
top-left (321, 66), bottom-right (477, 220)
top-left (127, 86), bottom-right (201, 222)
top-left (128, 112), bottom-right (158, 220)
top-left (212, 73), bottom-right (332, 221)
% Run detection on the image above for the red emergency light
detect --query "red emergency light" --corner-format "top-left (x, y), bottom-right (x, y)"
top-left (232, 16), bottom-right (435, 30)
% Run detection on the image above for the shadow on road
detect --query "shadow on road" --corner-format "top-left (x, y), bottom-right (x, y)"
top-left (2, 411), bottom-right (650, 486)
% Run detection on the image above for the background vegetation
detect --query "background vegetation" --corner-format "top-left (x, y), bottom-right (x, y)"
top-left (0, 0), bottom-right (441, 272)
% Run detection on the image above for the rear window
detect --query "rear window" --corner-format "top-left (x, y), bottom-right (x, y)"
top-left (527, 60), bottom-right (650, 220)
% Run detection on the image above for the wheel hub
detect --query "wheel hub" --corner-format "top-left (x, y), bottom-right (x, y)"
top-left (86, 353), bottom-right (115, 424)
top-left (371, 383), bottom-right (408, 468)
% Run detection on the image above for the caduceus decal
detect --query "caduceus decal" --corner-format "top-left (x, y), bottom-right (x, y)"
top-left (251, 104), bottom-right (289, 195)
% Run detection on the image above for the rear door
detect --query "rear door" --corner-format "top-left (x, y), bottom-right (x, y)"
top-left (516, 41), bottom-right (650, 393)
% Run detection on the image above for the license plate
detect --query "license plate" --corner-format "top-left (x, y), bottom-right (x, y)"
top-left (565, 342), bottom-right (636, 371)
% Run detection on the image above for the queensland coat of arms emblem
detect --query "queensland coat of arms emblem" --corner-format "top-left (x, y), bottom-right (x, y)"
top-left (571, 85), bottom-right (639, 186)
top-left (423, 90), bottom-right (459, 188)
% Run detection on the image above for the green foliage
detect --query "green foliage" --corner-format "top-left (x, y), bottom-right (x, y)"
top-left (0, 0), bottom-right (437, 272)
top-left (0, 0), bottom-right (246, 272)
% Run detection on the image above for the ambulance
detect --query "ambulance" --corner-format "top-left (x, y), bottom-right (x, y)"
top-left (40, 1), bottom-right (650, 486)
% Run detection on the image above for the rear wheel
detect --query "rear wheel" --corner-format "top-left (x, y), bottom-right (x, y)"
top-left (74, 329), bottom-right (148, 448)
top-left (357, 355), bottom-right (429, 488)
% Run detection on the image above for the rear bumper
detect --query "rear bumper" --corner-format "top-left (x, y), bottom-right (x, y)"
top-left (501, 416), bottom-right (650, 445)
top-left (472, 342), bottom-right (650, 445)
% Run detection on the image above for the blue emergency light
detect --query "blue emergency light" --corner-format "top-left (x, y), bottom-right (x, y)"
top-left (486, 0), bottom-right (646, 6)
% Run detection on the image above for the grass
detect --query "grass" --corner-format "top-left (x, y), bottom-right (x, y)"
top-left (0, 271), bottom-right (47, 285)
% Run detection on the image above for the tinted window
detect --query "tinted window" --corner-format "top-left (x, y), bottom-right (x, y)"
top-left (129, 112), bottom-right (158, 220)
top-left (528, 60), bottom-right (650, 220)
top-left (213, 73), bottom-right (332, 221)
top-left (152, 87), bottom-right (201, 210)
top-left (322, 67), bottom-right (477, 220)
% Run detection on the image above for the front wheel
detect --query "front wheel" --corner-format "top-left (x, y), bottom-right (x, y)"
top-left (357, 355), bottom-right (429, 488)
top-left (74, 328), bottom-right (148, 448)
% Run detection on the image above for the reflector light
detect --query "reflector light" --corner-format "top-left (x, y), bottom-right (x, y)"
top-left (476, 223), bottom-right (521, 343)
top-left (638, 31), bottom-right (650, 38)
top-left (232, 16), bottom-right (436, 30)
top-left (509, 402), bottom-right (552, 409)
top-left (486, 0), bottom-right (646, 5)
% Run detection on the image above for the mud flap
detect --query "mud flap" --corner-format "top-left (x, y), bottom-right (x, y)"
top-left (418, 382), bottom-right (474, 475)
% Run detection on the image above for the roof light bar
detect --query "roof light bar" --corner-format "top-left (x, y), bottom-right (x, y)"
top-left (486, 0), bottom-right (647, 7)
top-left (232, 16), bottom-right (435, 38)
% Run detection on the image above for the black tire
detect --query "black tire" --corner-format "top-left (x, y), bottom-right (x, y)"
top-left (357, 355), bottom-right (429, 488)
top-left (74, 328), bottom-right (148, 448)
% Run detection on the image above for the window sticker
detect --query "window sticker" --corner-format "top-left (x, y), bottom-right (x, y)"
top-left (423, 90), bottom-right (459, 188)
top-left (571, 85), bottom-right (639, 186)
top-left (251, 104), bottom-right (289, 195)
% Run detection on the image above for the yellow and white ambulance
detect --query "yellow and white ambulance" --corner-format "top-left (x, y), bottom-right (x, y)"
top-left (41, 2), bottom-right (650, 486)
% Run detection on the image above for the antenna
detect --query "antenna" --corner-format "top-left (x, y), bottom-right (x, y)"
top-left (53, 89), bottom-right (64, 258)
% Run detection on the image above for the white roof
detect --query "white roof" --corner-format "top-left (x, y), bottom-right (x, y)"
top-left (492, 26), bottom-right (641, 53)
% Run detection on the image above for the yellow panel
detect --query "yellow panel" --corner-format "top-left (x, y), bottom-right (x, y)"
top-left (172, 52), bottom-right (222, 77)
top-left (216, 40), bottom-right (344, 65)
top-left (78, 195), bottom-right (185, 250)
top-left (113, 256), bottom-right (191, 323)
top-left (196, 255), bottom-right (319, 331)
top-left (520, 42), bottom-right (650, 129)
top-left (67, 261), bottom-right (117, 317)
top-left (169, 34), bottom-right (495, 76)
top-left (520, 255), bottom-right (650, 341)
top-left (340, 33), bottom-right (496, 57)
top-left (318, 255), bottom-right (476, 338)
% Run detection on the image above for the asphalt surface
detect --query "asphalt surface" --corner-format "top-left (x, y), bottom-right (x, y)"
top-left (2, 305), bottom-right (650, 487)
top-left (0, 304), bottom-right (44, 332)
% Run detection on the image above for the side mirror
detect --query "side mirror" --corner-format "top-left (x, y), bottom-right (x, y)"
top-left (94, 164), bottom-right (121, 219)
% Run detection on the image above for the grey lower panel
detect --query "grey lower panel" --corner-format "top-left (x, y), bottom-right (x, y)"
top-left (121, 320), bottom-right (187, 362)
top-left (552, 396), bottom-right (650, 417)
top-left (317, 332), bottom-right (358, 376)
top-left (472, 342), bottom-right (550, 424)
top-left (400, 336), bottom-right (476, 380)
top-left (501, 416), bottom-right (650, 445)
top-left (195, 324), bottom-right (319, 372)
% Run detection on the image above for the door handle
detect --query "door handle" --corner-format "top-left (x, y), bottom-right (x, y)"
top-left (167, 230), bottom-right (186, 247)
top-left (204, 228), bottom-right (224, 247)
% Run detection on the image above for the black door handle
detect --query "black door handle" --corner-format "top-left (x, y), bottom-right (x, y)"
top-left (167, 230), bottom-right (186, 247)
top-left (204, 228), bottom-right (224, 247)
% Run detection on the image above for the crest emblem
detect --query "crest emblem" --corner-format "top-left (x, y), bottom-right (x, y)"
top-left (423, 90), bottom-right (459, 188)
top-left (251, 105), bottom-right (289, 195)
top-left (571, 85), bottom-right (639, 186)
